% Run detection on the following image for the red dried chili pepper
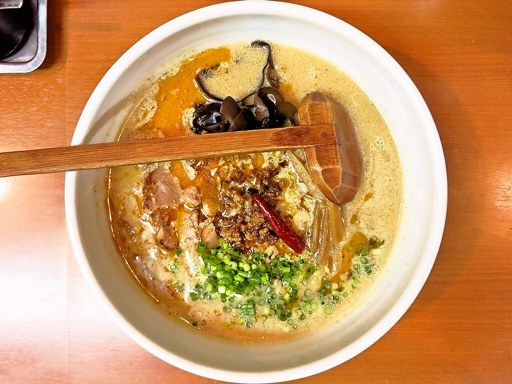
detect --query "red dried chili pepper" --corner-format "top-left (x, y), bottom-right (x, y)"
top-left (252, 194), bottom-right (305, 254)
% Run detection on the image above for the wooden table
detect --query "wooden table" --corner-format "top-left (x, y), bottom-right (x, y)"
top-left (1, 1), bottom-right (510, 383)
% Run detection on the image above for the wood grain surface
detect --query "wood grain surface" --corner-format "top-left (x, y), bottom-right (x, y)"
top-left (0, 124), bottom-right (335, 176)
top-left (0, 1), bottom-right (510, 383)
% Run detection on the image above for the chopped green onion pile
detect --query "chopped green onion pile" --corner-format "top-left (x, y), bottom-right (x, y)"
top-left (191, 239), bottom-right (317, 321)
top-left (188, 238), bottom-right (378, 328)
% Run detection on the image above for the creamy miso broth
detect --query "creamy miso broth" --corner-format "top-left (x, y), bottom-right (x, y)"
top-left (107, 41), bottom-right (402, 341)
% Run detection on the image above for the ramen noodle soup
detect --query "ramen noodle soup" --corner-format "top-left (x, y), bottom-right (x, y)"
top-left (107, 41), bottom-right (402, 341)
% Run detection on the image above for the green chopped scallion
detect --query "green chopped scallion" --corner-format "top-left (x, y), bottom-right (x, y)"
top-left (192, 241), bottom-right (328, 324)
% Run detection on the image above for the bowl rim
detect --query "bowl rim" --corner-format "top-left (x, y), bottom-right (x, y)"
top-left (65, 1), bottom-right (447, 382)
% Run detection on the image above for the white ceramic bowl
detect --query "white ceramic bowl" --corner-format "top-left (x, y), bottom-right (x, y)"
top-left (65, 2), bottom-right (447, 382)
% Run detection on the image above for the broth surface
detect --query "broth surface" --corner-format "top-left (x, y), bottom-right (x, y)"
top-left (107, 42), bottom-right (402, 341)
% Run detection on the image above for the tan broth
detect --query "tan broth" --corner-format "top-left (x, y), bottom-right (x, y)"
top-left (107, 42), bottom-right (402, 341)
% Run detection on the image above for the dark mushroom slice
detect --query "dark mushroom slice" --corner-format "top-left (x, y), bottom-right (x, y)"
top-left (229, 108), bottom-right (258, 131)
top-left (253, 94), bottom-right (270, 122)
top-left (259, 86), bottom-right (285, 106)
top-left (219, 96), bottom-right (241, 117)
top-left (276, 101), bottom-right (298, 125)
top-left (194, 69), bottom-right (224, 103)
top-left (251, 41), bottom-right (280, 89)
top-left (238, 41), bottom-right (281, 106)
top-left (191, 40), bottom-right (296, 132)
top-left (259, 115), bottom-right (284, 129)
top-left (254, 87), bottom-right (283, 121)
top-left (220, 96), bottom-right (257, 131)
top-left (192, 102), bottom-right (230, 133)
top-left (195, 41), bottom-right (281, 106)
top-left (253, 87), bottom-right (298, 128)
